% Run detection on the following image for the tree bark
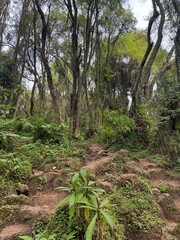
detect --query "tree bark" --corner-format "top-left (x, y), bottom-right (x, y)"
top-left (130, 0), bottom-right (165, 116)
top-left (35, 0), bottom-right (60, 122)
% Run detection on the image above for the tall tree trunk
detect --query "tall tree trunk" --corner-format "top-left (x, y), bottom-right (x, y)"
top-left (172, 0), bottom-right (180, 82)
top-left (0, 0), bottom-right (10, 53)
top-left (64, 0), bottom-right (81, 137)
top-left (130, 0), bottom-right (165, 116)
top-left (35, 0), bottom-right (60, 123)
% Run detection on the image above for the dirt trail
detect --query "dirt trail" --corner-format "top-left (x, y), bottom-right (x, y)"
top-left (0, 171), bottom-right (66, 240)
top-left (0, 144), bottom-right (180, 239)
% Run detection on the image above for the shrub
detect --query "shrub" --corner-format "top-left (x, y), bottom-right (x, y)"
top-left (48, 170), bottom-right (117, 240)
top-left (33, 118), bottom-right (69, 144)
top-left (111, 184), bottom-right (161, 236)
top-left (95, 110), bottom-right (135, 147)
top-left (0, 156), bottom-right (32, 182)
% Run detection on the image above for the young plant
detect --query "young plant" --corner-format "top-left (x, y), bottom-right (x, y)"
top-left (56, 169), bottom-right (104, 219)
top-left (78, 195), bottom-right (114, 240)
top-left (57, 169), bottom-right (115, 240)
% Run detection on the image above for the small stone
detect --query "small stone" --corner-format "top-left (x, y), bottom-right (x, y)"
top-left (119, 149), bottom-right (129, 155)
top-left (151, 188), bottom-right (161, 199)
top-left (6, 194), bottom-right (32, 205)
top-left (16, 184), bottom-right (29, 196)
top-left (65, 161), bottom-right (71, 167)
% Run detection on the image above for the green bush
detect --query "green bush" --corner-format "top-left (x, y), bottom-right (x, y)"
top-left (33, 118), bottom-right (69, 144)
top-left (0, 157), bottom-right (32, 182)
top-left (15, 118), bottom-right (34, 134)
top-left (95, 110), bottom-right (135, 147)
top-left (45, 170), bottom-right (117, 240)
top-left (111, 184), bottom-right (161, 236)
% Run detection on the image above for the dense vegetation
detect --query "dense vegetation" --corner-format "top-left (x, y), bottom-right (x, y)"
top-left (0, 0), bottom-right (180, 239)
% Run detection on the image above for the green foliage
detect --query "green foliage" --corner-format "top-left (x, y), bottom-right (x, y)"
top-left (114, 31), bottom-right (147, 62)
top-left (95, 110), bottom-right (135, 147)
top-left (156, 82), bottom-right (180, 130)
top-left (157, 184), bottom-right (171, 194)
top-left (0, 156), bottom-right (31, 182)
top-left (54, 170), bottom-right (116, 240)
top-left (33, 118), bottom-right (69, 143)
top-left (19, 233), bottom-right (56, 240)
top-left (111, 184), bottom-right (161, 235)
top-left (56, 170), bottom-right (105, 218)
top-left (130, 149), bottom-right (169, 164)
top-left (0, 54), bottom-right (18, 94)
top-left (0, 117), bottom-right (33, 137)
top-left (0, 131), bottom-right (30, 152)
top-left (18, 140), bottom-right (86, 170)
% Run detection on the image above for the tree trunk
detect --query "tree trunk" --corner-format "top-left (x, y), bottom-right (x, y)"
top-left (35, 0), bottom-right (60, 123)
top-left (130, 0), bottom-right (165, 116)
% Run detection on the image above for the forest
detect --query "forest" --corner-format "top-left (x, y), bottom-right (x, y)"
top-left (0, 0), bottom-right (180, 239)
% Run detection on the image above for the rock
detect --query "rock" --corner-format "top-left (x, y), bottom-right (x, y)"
top-left (123, 161), bottom-right (141, 174)
top-left (16, 184), bottom-right (29, 196)
top-left (65, 161), bottom-right (71, 167)
top-left (161, 222), bottom-right (178, 240)
top-left (118, 149), bottom-right (129, 155)
top-left (151, 188), bottom-right (161, 199)
top-left (118, 173), bottom-right (138, 186)
top-left (6, 194), bottom-right (32, 206)
top-left (0, 224), bottom-right (31, 240)
top-left (158, 193), bottom-right (180, 222)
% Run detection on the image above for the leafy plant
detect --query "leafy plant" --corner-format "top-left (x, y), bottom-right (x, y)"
top-left (56, 170), bottom-right (115, 240)
top-left (157, 184), bottom-right (171, 193)
top-left (79, 196), bottom-right (114, 240)
top-left (0, 157), bottom-right (31, 182)
top-left (33, 118), bottom-right (68, 144)
top-left (95, 110), bottom-right (135, 147)
top-left (19, 233), bottom-right (56, 240)
top-left (56, 169), bottom-right (104, 219)
top-left (111, 184), bottom-right (161, 235)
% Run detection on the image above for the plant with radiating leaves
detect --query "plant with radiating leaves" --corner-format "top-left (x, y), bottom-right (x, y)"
top-left (57, 169), bottom-right (115, 240)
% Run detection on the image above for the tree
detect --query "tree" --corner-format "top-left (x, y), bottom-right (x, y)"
top-left (34, 0), bottom-right (60, 122)
top-left (0, 0), bottom-right (10, 53)
top-left (130, 0), bottom-right (165, 116)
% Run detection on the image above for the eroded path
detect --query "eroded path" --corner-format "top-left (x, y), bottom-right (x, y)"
top-left (0, 143), bottom-right (180, 240)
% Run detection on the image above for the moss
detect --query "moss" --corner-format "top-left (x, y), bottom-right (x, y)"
top-left (111, 184), bottom-right (161, 237)
top-left (157, 184), bottom-right (171, 193)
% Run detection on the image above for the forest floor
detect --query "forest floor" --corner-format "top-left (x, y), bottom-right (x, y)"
top-left (0, 143), bottom-right (180, 240)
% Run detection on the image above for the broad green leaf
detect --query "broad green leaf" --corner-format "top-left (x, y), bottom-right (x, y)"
top-left (78, 205), bottom-right (96, 211)
top-left (76, 192), bottom-right (84, 201)
top-left (85, 214), bottom-right (98, 240)
top-left (69, 205), bottom-right (75, 219)
top-left (100, 199), bottom-right (110, 208)
top-left (80, 169), bottom-right (89, 184)
top-left (56, 186), bottom-right (70, 192)
top-left (89, 195), bottom-right (98, 209)
top-left (100, 210), bottom-right (114, 228)
top-left (85, 207), bottom-right (90, 220)
top-left (69, 193), bottom-right (76, 207)
top-left (19, 237), bottom-right (33, 240)
top-left (56, 196), bottom-right (69, 209)
top-left (88, 181), bottom-right (95, 186)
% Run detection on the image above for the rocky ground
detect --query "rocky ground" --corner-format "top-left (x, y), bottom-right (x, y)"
top-left (0, 144), bottom-right (180, 240)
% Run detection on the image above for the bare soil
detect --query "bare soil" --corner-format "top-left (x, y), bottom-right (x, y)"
top-left (0, 143), bottom-right (180, 240)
